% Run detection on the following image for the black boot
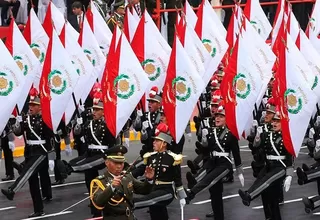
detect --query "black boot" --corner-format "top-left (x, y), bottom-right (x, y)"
top-left (303, 197), bottom-right (314, 213)
top-left (186, 172), bottom-right (197, 189)
top-left (28, 211), bottom-right (45, 217)
top-left (187, 160), bottom-right (198, 174)
top-left (1, 175), bottom-right (14, 181)
top-left (238, 189), bottom-right (251, 206)
top-left (296, 167), bottom-right (307, 182)
top-left (302, 163), bottom-right (310, 172)
top-left (52, 179), bottom-right (65, 185)
top-left (186, 190), bottom-right (195, 204)
top-left (1, 188), bottom-right (15, 200)
top-left (206, 211), bottom-right (214, 217)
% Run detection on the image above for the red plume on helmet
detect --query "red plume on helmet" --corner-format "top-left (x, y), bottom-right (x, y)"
top-left (29, 87), bottom-right (39, 100)
top-left (212, 89), bottom-right (222, 100)
top-left (90, 82), bottom-right (102, 98)
top-left (267, 97), bottom-right (275, 105)
top-left (92, 91), bottom-right (103, 109)
top-left (155, 123), bottom-right (169, 136)
top-left (154, 122), bottom-right (172, 144)
top-left (149, 86), bottom-right (159, 98)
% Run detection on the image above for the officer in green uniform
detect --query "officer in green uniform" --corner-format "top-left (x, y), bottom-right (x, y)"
top-left (107, 0), bottom-right (125, 32)
top-left (90, 145), bottom-right (154, 220)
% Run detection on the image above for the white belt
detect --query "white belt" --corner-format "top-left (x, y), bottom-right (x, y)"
top-left (212, 151), bottom-right (230, 157)
top-left (266, 155), bottom-right (286, 160)
top-left (26, 140), bottom-right (46, 145)
top-left (88, 144), bottom-right (108, 150)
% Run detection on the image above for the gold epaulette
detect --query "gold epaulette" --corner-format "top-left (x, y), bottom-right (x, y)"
top-left (107, 17), bottom-right (116, 25)
top-left (143, 151), bottom-right (157, 164)
top-left (167, 151), bottom-right (184, 166)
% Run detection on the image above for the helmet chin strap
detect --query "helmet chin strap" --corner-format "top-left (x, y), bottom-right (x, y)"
top-left (158, 141), bottom-right (165, 152)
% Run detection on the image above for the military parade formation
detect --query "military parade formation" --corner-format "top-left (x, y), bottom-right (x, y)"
top-left (0, 0), bottom-right (320, 219)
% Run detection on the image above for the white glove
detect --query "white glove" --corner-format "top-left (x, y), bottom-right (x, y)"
top-left (8, 141), bottom-right (15, 151)
top-left (261, 111), bottom-right (266, 117)
top-left (262, 97), bottom-right (268, 105)
top-left (78, 104), bottom-right (85, 112)
top-left (317, 116), bottom-right (320, 124)
top-left (202, 128), bottom-right (208, 138)
top-left (252, 120), bottom-right (258, 127)
top-left (77, 117), bottom-right (83, 125)
top-left (65, 144), bottom-right (72, 157)
top-left (238, 173), bottom-right (244, 187)
top-left (16, 115), bottom-right (22, 122)
top-left (180, 198), bottom-right (186, 207)
top-left (133, 129), bottom-right (138, 139)
top-left (316, 140), bottom-right (320, 152)
top-left (256, 126), bottom-right (263, 136)
top-left (137, 110), bottom-right (143, 117)
top-left (142, 121), bottom-right (149, 130)
top-left (49, 160), bottom-right (55, 171)
top-left (309, 128), bottom-right (315, 139)
top-left (124, 138), bottom-right (130, 148)
top-left (283, 176), bottom-right (292, 192)
top-left (186, 133), bottom-right (192, 143)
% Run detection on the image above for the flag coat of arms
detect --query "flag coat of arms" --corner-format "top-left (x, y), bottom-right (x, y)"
top-left (163, 35), bottom-right (205, 142)
top-left (278, 31), bottom-right (317, 157)
top-left (103, 30), bottom-right (150, 137)
top-left (60, 23), bottom-right (96, 124)
top-left (23, 8), bottom-right (49, 89)
top-left (0, 40), bottom-right (24, 133)
top-left (40, 29), bottom-right (79, 132)
top-left (6, 19), bottom-right (41, 113)
top-left (223, 32), bottom-right (263, 139)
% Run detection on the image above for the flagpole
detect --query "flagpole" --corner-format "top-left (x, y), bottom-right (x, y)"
top-left (72, 93), bottom-right (81, 118)
top-left (15, 105), bottom-right (27, 146)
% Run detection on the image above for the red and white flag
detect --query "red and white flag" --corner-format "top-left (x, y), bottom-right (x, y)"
top-left (243, 0), bottom-right (272, 40)
top-left (60, 23), bottom-right (95, 124)
top-left (40, 29), bottom-right (79, 132)
top-left (131, 12), bottom-right (169, 109)
top-left (103, 29), bottom-right (150, 137)
top-left (278, 31), bottom-right (317, 157)
top-left (222, 30), bottom-right (264, 139)
top-left (203, 0), bottom-right (226, 37)
top-left (196, 1), bottom-right (228, 86)
top-left (78, 16), bottom-right (106, 81)
top-left (0, 40), bottom-right (24, 133)
top-left (123, 6), bottom-right (139, 42)
top-left (5, 19), bottom-right (41, 113)
top-left (184, 0), bottom-right (198, 29)
top-left (87, 2), bottom-right (112, 56)
top-left (271, 0), bottom-right (285, 45)
top-left (163, 35), bottom-right (205, 142)
top-left (306, 0), bottom-right (320, 52)
top-left (297, 29), bottom-right (320, 99)
top-left (287, 11), bottom-right (300, 42)
top-left (23, 8), bottom-right (49, 89)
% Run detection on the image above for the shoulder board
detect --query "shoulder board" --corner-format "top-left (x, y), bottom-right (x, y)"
top-left (143, 152), bottom-right (157, 164)
top-left (107, 17), bottom-right (116, 25)
top-left (97, 175), bottom-right (105, 180)
top-left (167, 151), bottom-right (183, 166)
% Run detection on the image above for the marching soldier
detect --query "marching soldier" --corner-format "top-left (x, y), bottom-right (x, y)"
top-left (133, 123), bottom-right (187, 220)
top-left (64, 91), bottom-right (117, 217)
top-left (186, 104), bottom-right (244, 220)
top-left (131, 86), bottom-right (162, 178)
top-left (107, 0), bottom-right (125, 32)
top-left (239, 109), bottom-right (294, 220)
top-left (1, 88), bottom-right (55, 218)
top-left (90, 145), bottom-right (154, 220)
top-left (1, 122), bottom-right (15, 181)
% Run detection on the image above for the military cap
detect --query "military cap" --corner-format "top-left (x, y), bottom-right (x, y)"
top-left (29, 88), bottom-right (40, 105)
top-left (114, 0), bottom-right (125, 8)
top-left (92, 91), bottom-right (103, 109)
top-left (273, 109), bottom-right (281, 120)
top-left (153, 123), bottom-right (172, 144)
top-left (266, 97), bottom-right (276, 114)
top-left (105, 145), bottom-right (128, 162)
top-left (147, 86), bottom-right (162, 103)
top-left (214, 101), bottom-right (225, 116)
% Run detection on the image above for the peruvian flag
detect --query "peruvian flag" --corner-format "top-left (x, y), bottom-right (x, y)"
top-left (203, 0), bottom-right (226, 37)
top-left (287, 11), bottom-right (300, 42)
top-left (163, 34), bottom-right (204, 142)
top-left (40, 28), bottom-right (79, 132)
top-left (60, 23), bottom-right (95, 124)
top-left (23, 8), bottom-right (49, 89)
top-left (278, 30), bottom-right (317, 157)
top-left (306, 0), bottom-right (320, 52)
top-left (176, 17), bottom-right (207, 77)
top-left (296, 30), bottom-right (320, 99)
top-left (195, 0), bottom-right (228, 86)
top-left (131, 4), bottom-right (140, 21)
top-left (78, 15), bottom-right (106, 81)
top-left (87, 1), bottom-right (112, 56)
top-left (243, 0), bottom-right (272, 40)
top-left (0, 40), bottom-right (24, 133)
top-left (271, 0), bottom-right (285, 46)
top-left (222, 30), bottom-right (264, 139)
top-left (5, 19), bottom-right (41, 113)
top-left (131, 12), bottom-right (169, 109)
top-left (145, 11), bottom-right (171, 55)
top-left (123, 6), bottom-right (139, 42)
top-left (103, 27), bottom-right (149, 137)
top-left (48, 1), bottom-right (78, 39)
top-left (184, 0), bottom-right (198, 29)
